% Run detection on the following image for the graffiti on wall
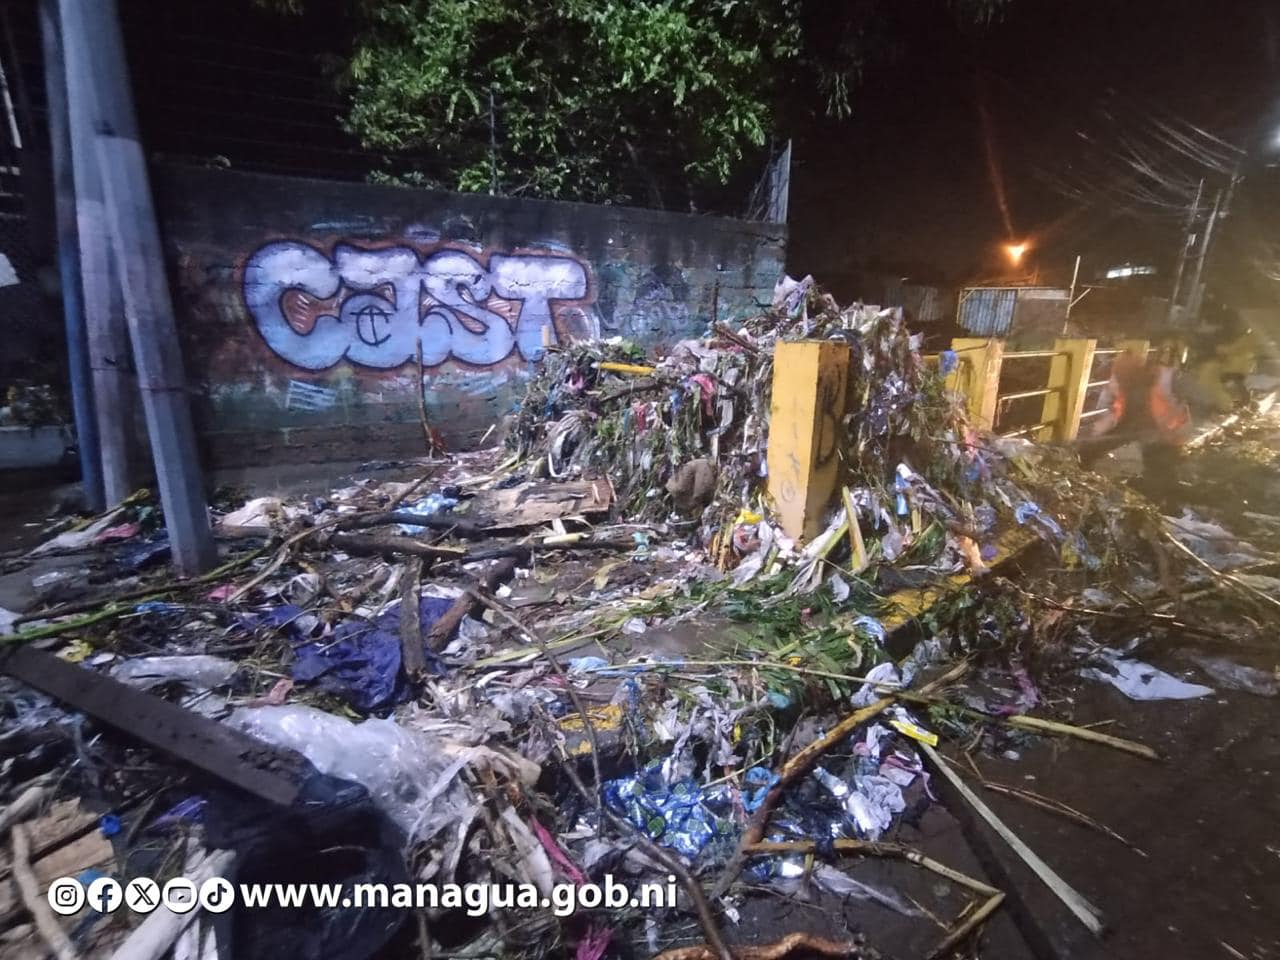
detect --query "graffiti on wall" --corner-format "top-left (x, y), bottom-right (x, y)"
top-left (242, 241), bottom-right (600, 371)
top-left (596, 264), bottom-right (695, 340)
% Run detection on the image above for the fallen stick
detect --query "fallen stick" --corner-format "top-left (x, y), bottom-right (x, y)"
top-left (996, 577), bottom-right (1224, 641)
top-left (438, 544), bottom-right (534, 565)
top-left (109, 848), bottom-right (234, 960)
top-left (1003, 714), bottom-right (1158, 760)
top-left (712, 321), bottom-right (762, 356)
top-left (11, 545), bottom-right (269, 630)
top-left (744, 839), bottom-right (1002, 959)
top-left (974, 779), bottom-right (1147, 857)
top-left (225, 516), bottom-right (354, 604)
top-left (339, 511), bottom-right (486, 539)
top-left (709, 661), bottom-right (970, 900)
top-left (11, 823), bottom-right (78, 960)
top-left (399, 558), bottom-right (427, 679)
top-left (425, 557), bottom-right (519, 652)
top-left (0, 780), bottom-right (49, 835)
top-left (653, 932), bottom-right (863, 960)
top-left (598, 376), bottom-right (665, 403)
top-left (1163, 528), bottom-right (1280, 617)
top-left (416, 342), bottom-right (442, 457)
top-left (920, 743), bottom-right (1105, 937)
top-left (885, 690), bottom-right (1160, 761)
top-left (330, 532), bottom-right (467, 561)
top-left (385, 473), bottom-right (436, 511)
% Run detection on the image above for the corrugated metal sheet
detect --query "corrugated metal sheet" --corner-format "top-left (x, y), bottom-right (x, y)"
top-left (959, 287), bottom-right (1018, 335)
top-left (884, 281), bottom-right (948, 323)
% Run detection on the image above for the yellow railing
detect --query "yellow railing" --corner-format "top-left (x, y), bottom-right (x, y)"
top-left (767, 336), bottom-right (1151, 540)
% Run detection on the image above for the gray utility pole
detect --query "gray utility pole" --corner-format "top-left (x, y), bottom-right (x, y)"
top-left (1187, 175), bottom-right (1238, 323)
top-left (60, 0), bottom-right (215, 574)
top-left (1165, 177), bottom-right (1204, 325)
top-left (1186, 188), bottom-right (1222, 322)
top-left (59, 0), bottom-right (134, 504)
top-left (37, 0), bottom-right (102, 510)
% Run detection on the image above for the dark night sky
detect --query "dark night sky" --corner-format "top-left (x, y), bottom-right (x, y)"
top-left (8, 0), bottom-right (1277, 306)
top-left (787, 0), bottom-right (1280, 301)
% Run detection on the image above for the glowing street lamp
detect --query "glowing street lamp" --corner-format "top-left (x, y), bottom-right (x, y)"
top-left (1005, 242), bottom-right (1029, 267)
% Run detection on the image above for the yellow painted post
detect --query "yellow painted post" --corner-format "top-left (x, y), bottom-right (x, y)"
top-left (767, 341), bottom-right (850, 541)
top-left (1038, 337), bottom-right (1097, 441)
top-left (944, 338), bottom-right (1004, 431)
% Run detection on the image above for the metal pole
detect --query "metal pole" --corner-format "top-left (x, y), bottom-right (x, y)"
top-left (60, 0), bottom-right (135, 504)
top-left (64, 0), bottom-right (215, 573)
top-left (0, 45), bottom-right (22, 150)
top-left (38, 0), bottom-right (102, 510)
top-left (1063, 253), bottom-right (1081, 333)
top-left (1186, 187), bottom-right (1223, 323)
top-left (488, 88), bottom-right (498, 195)
top-left (0, 6), bottom-right (32, 150)
top-left (1166, 177), bottom-right (1203, 324)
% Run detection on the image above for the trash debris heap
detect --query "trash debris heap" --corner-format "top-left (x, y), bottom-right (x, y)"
top-left (5, 277), bottom-right (1260, 960)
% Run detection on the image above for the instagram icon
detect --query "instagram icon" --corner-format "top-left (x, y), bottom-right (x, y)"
top-left (47, 877), bottom-right (86, 916)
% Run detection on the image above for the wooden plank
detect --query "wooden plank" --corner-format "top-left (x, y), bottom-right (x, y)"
top-left (1, 647), bottom-right (308, 806)
top-left (469, 480), bottom-right (612, 529)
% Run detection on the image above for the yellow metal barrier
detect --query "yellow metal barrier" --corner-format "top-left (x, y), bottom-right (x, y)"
top-left (944, 337), bottom-right (1004, 431)
top-left (766, 341), bottom-right (850, 540)
top-left (765, 336), bottom-right (1139, 541)
top-left (1037, 337), bottom-right (1097, 441)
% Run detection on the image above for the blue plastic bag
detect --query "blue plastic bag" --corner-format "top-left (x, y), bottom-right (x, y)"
top-left (249, 598), bottom-right (452, 712)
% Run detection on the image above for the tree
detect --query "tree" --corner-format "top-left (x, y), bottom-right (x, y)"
top-left (268, 0), bottom-right (1010, 208)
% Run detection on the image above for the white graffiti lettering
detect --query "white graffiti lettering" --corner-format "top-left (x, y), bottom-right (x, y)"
top-left (242, 241), bottom-right (596, 371)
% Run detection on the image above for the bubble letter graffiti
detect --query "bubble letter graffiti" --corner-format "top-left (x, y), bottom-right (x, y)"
top-left (242, 241), bottom-right (598, 371)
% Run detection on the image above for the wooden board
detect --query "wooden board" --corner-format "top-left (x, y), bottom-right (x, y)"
top-left (2, 647), bottom-right (309, 806)
top-left (469, 480), bottom-right (612, 529)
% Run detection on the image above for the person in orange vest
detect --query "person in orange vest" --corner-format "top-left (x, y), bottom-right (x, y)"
top-left (1081, 344), bottom-right (1192, 498)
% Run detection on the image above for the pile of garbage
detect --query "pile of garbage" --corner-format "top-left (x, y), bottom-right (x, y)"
top-left (510, 277), bottom-right (1162, 603)
top-left (1, 281), bottom-right (1278, 960)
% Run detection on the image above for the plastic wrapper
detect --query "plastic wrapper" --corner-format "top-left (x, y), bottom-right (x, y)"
top-left (1081, 651), bottom-right (1213, 701)
top-left (1191, 655), bottom-right (1278, 697)
top-left (812, 766), bottom-right (905, 840)
top-left (396, 492), bottom-right (460, 534)
top-left (110, 655), bottom-right (239, 691)
top-left (603, 760), bottom-right (737, 860)
top-left (851, 661), bottom-right (901, 707)
top-left (228, 704), bottom-right (473, 844)
top-left (810, 863), bottom-right (919, 915)
top-left (1166, 513), bottom-right (1261, 571)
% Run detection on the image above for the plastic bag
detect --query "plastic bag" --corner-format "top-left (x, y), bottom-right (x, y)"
top-left (1081, 652), bottom-right (1213, 701)
top-left (111, 655), bottom-right (238, 691)
top-left (228, 705), bottom-right (473, 844)
top-left (1191, 655), bottom-right (1277, 697)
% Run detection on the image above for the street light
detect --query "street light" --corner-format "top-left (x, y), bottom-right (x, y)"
top-left (1005, 242), bottom-right (1029, 267)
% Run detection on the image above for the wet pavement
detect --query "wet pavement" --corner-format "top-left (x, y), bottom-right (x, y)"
top-left (931, 412), bottom-right (1280, 960)
top-left (714, 412), bottom-right (1280, 960)
top-left (2, 413), bottom-right (1278, 959)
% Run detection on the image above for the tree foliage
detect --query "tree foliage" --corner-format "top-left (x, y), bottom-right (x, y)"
top-left (266, 0), bottom-right (1012, 207)
top-left (334, 0), bottom-right (801, 206)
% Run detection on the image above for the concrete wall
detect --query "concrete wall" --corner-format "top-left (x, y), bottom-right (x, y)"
top-left (153, 164), bottom-right (785, 466)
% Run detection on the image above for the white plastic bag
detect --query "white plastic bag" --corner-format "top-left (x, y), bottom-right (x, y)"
top-left (228, 705), bottom-right (472, 844)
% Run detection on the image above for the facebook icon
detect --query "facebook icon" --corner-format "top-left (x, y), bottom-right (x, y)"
top-left (86, 877), bottom-right (123, 914)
